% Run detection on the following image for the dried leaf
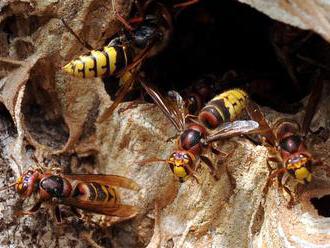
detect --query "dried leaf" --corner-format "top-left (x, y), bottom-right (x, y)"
top-left (239, 0), bottom-right (330, 42)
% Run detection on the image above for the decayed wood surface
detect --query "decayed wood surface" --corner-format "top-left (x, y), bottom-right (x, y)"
top-left (0, 0), bottom-right (330, 247)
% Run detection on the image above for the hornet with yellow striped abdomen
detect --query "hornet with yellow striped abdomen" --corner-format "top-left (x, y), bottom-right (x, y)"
top-left (63, 0), bottom-right (173, 79)
top-left (247, 101), bottom-right (325, 207)
top-left (140, 83), bottom-right (259, 182)
top-left (198, 89), bottom-right (248, 129)
top-left (63, 43), bottom-right (130, 79)
top-left (2, 166), bottom-right (140, 222)
top-left (63, 1), bottom-right (173, 121)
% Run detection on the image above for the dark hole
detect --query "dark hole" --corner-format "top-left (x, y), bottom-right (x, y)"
top-left (22, 80), bottom-right (69, 150)
top-left (1, 16), bottom-right (17, 39)
top-left (1, 15), bottom-right (52, 39)
top-left (310, 195), bottom-right (330, 217)
top-left (25, 144), bottom-right (36, 154)
top-left (0, 104), bottom-right (17, 138)
top-left (99, 0), bottom-right (329, 113)
top-left (99, 238), bottom-right (113, 248)
top-left (147, 0), bottom-right (324, 108)
top-left (79, 155), bottom-right (96, 165)
top-left (12, 39), bottom-right (35, 59)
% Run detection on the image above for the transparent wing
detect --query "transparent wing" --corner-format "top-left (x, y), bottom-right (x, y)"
top-left (168, 90), bottom-right (186, 128)
top-left (203, 120), bottom-right (259, 144)
top-left (141, 81), bottom-right (186, 132)
top-left (302, 75), bottom-right (323, 135)
top-left (246, 101), bottom-right (277, 146)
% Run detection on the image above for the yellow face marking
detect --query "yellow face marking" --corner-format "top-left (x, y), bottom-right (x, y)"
top-left (287, 157), bottom-right (308, 170)
top-left (173, 166), bottom-right (187, 178)
top-left (15, 176), bottom-right (24, 191)
top-left (16, 176), bottom-right (23, 184)
top-left (174, 160), bottom-right (184, 166)
top-left (287, 163), bottom-right (298, 170)
top-left (103, 46), bottom-right (117, 74)
top-left (295, 167), bottom-right (311, 183)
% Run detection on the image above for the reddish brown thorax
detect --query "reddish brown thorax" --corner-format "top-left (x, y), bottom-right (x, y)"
top-left (178, 123), bottom-right (207, 156)
top-left (38, 174), bottom-right (72, 200)
top-left (278, 134), bottom-right (310, 163)
top-left (275, 122), bottom-right (311, 163)
top-left (16, 169), bottom-right (72, 200)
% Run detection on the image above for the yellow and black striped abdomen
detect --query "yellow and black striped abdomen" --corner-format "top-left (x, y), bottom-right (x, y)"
top-left (72, 182), bottom-right (119, 204)
top-left (63, 45), bottom-right (131, 78)
top-left (198, 89), bottom-right (248, 129)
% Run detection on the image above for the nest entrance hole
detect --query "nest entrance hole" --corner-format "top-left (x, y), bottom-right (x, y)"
top-left (138, 0), bottom-right (329, 113)
top-left (310, 195), bottom-right (330, 217)
top-left (0, 104), bottom-right (17, 138)
top-left (21, 78), bottom-right (69, 150)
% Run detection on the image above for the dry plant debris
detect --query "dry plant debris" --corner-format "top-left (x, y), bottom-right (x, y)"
top-left (0, 0), bottom-right (330, 247)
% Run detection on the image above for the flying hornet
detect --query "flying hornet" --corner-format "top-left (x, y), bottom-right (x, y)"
top-left (140, 82), bottom-right (259, 182)
top-left (1, 164), bottom-right (140, 222)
